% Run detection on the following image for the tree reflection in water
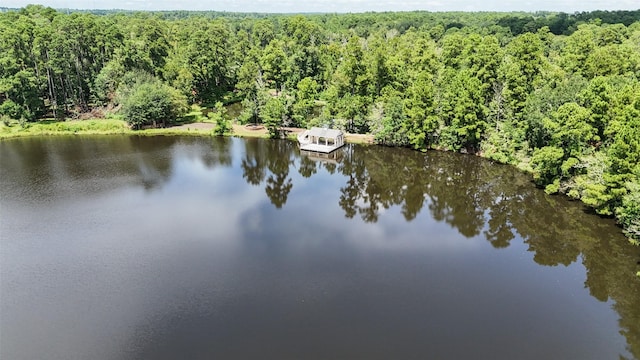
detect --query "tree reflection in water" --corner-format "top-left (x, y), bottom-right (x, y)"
top-left (241, 138), bottom-right (295, 209)
top-left (2, 136), bottom-right (638, 358)
top-left (109, 136), bottom-right (640, 358)
top-left (237, 139), bottom-right (640, 359)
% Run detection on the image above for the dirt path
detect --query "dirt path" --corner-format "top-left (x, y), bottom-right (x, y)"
top-left (171, 123), bottom-right (215, 131)
top-left (170, 123), bottom-right (374, 144)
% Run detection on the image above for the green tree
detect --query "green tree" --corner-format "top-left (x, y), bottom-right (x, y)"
top-left (238, 76), bottom-right (269, 126)
top-left (618, 181), bottom-right (640, 243)
top-left (585, 44), bottom-right (639, 78)
top-left (251, 19), bottom-right (275, 48)
top-left (0, 12), bottom-right (44, 120)
top-left (365, 35), bottom-right (392, 97)
top-left (560, 24), bottom-right (598, 76)
top-left (333, 36), bottom-right (369, 98)
top-left (183, 19), bottom-right (230, 101)
top-left (120, 76), bottom-right (187, 129)
top-left (530, 146), bottom-right (565, 193)
top-left (463, 34), bottom-right (502, 103)
top-left (209, 101), bottom-right (232, 135)
top-left (500, 32), bottom-right (545, 119)
top-left (292, 77), bottom-right (318, 127)
top-left (261, 96), bottom-right (285, 138)
top-left (93, 59), bottom-right (125, 104)
top-left (119, 16), bottom-right (168, 76)
top-left (373, 90), bottom-right (408, 146)
top-left (602, 96), bottom-right (640, 219)
top-left (336, 94), bottom-right (370, 134)
top-left (522, 73), bottom-right (587, 149)
top-left (440, 32), bottom-right (467, 69)
top-left (545, 102), bottom-right (596, 155)
top-left (402, 71), bottom-right (438, 149)
top-left (438, 69), bottom-right (487, 152)
top-left (260, 39), bottom-right (291, 93)
top-left (283, 15), bottom-right (324, 83)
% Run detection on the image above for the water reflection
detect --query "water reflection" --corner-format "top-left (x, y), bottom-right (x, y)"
top-left (241, 138), bottom-right (295, 208)
top-left (238, 139), bottom-right (640, 359)
top-left (1, 136), bottom-right (639, 359)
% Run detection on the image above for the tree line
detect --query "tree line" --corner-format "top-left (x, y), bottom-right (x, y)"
top-left (0, 5), bottom-right (639, 243)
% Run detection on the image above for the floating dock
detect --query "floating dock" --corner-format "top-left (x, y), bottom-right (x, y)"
top-left (300, 149), bottom-right (343, 163)
top-left (298, 127), bottom-right (345, 153)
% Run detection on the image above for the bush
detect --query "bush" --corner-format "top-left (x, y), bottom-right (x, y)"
top-left (120, 78), bottom-right (188, 129)
top-left (0, 100), bottom-right (25, 120)
top-left (530, 146), bottom-right (565, 190)
top-left (618, 181), bottom-right (640, 244)
top-left (208, 102), bottom-right (232, 135)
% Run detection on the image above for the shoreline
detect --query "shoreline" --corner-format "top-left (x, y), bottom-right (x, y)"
top-left (0, 119), bottom-right (375, 144)
top-left (2, 118), bottom-right (637, 249)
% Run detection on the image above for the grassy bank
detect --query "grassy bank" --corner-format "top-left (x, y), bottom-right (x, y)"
top-left (0, 119), bottom-right (131, 138)
top-left (0, 119), bottom-right (373, 142)
top-left (0, 119), bottom-right (242, 139)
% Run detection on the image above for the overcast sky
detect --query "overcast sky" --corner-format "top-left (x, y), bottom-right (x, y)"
top-left (2, 0), bottom-right (639, 13)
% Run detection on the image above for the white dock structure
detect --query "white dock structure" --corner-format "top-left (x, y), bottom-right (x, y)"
top-left (297, 127), bottom-right (345, 153)
top-left (300, 149), bottom-right (343, 163)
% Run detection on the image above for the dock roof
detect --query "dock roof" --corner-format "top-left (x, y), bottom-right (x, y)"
top-left (306, 127), bottom-right (343, 139)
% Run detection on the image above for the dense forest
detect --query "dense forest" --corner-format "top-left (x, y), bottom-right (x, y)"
top-left (1, 5), bottom-right (639, 243)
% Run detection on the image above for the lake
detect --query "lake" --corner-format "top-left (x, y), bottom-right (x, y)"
top-left (1, 135), bottom-right (639, 360)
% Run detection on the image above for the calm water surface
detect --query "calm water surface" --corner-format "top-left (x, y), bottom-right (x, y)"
top-left (1, 136), bottom-right (639, 360)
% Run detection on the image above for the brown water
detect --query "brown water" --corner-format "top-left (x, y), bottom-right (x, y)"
top-left (1, 135), bottom-right (639, 360)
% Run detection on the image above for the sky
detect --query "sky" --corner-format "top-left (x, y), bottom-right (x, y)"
top-left (1, 0), bottom-right (639, 13)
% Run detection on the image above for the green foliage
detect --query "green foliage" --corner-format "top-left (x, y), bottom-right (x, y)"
top-left (93, 61), bottom-right (126, 105)
top-left (618, 181), bottom-right (640, 243)
top-left (482, 122), bottom-right (521, 165)
top-left (500, 33), bottom-right (545, 118)
top-left (582, 183), bottom-right (615, 215)
top-left (335, 94), bottom-right (371, 133)
top-left (261, 96), bottom-right (285, 138)
top-left (115, 70), bottom-right (158, 104)
top-left (579, 76), bottom-right (615, 141)
top-left (607, 96), bottom-right (640, 176)
top-left (2, 6), bottom-right (640, 244)
top-left (585, 45), bottom-right (638, 78)
top-left (238, 83), bottom-right (269, 126)
top-left (373, 91), bottom-right (408, 146)
top-left (209, 102), bottom-right (232, 136)
top-left (402, 71), bottom-right (437, 149)
top-left (545, 102), bottom-right (596, 155)
top-left (561, 24), bottom-right (598, 75)
top-left (333, 36), bottom-right (369, 98)
top-left (119, 75), bottom-right (188, 129)
top-left (437, 69), bottom-right (487, 152)
top-left (183, 19), bottom-right (230, 101)
top-left (531, 146), bottom-right (565, 191)
top-left (1, 114), bottom-right (10, 126)
top-left (0, 119), bottom-right (129, 138)
top-left (523, 73), bottom-right (588, 148)
top-left (260, 39), bottom-right (292, 92)
top-left (291, 77), bottom-right (318, 127)
top-left (0, 99), bottom-right (25, 120)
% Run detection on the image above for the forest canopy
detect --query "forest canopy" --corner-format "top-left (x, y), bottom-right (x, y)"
top-left (0, 5), bottom-right (639, 243)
